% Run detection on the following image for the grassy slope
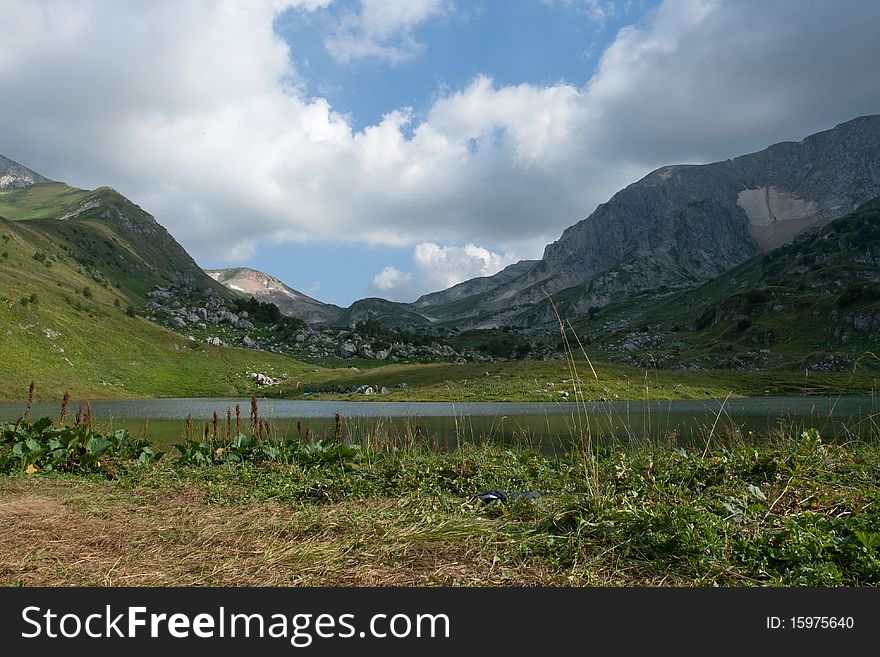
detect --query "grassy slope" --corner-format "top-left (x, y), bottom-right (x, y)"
top-left (0, 187), bottom-right (315, 401)
top-left (0, 182), bottom-right (91, 221)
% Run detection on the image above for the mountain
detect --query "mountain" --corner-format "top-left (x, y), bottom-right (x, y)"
top-left (0, 180), bottom-right (231, 297)
top-left (337, 297), bottom-right (432, 331)
top-left (582, 197), bottom-right (880, 370)
top-left (0, 155), bottom-right (304, 400)
top-left (411, 260), bottom-right (538, 321)
top-left (429, 115), bottom-right (880, 330)
top-left (0, 154), bottom-right (50, 190)
top-left (206, 267), bottom-right (342, 325)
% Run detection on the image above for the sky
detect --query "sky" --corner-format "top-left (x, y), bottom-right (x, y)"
top-left (1, 0), bottom-right (879, 306)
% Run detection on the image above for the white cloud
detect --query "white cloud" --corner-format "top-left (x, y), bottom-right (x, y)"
top-left (1, 0), bottom-right (880, 290)
top-left (543, 0), bottom-right (615, 24)
top-left (413, 242), bottom-right (516, 289)
top-left (372, 265), bottom-right (413, 291)
top-left (371, 242), bottom-right (517, 300)
top-left (325, 0), bottom-right (448, 64)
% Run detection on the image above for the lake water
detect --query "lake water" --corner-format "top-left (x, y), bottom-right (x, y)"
top-left (1, 395), bottom-right (877, 453)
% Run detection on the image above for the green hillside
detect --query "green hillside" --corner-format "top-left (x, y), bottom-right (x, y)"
top-left (0, 182), bottom-right (314, 401)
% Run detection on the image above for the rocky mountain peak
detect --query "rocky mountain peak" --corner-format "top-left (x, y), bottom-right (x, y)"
top-left (0, 154), bottom-right (50, 190)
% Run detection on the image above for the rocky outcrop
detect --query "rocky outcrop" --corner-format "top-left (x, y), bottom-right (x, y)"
top-left (0, 154), bottom-right (50, 190)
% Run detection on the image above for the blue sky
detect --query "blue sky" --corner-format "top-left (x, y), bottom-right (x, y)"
top-left (276, 1), bottom-right (653, 132)
top-left (236, 0), bottom-right (656, 305)
top-left (3, 1), bottom-right (879, 307)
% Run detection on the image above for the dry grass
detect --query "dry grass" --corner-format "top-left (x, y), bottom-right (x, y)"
top-left (0, 476), bottom-right (558, 587)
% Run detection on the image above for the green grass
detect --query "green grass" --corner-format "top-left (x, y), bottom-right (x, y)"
top-left (0, 182), bottom-right (91, 221)
top-left (280, 356), bottom-right (880, 402)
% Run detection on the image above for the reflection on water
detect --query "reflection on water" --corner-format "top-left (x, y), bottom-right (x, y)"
top-left (1, 395), bottom-right (877, 454)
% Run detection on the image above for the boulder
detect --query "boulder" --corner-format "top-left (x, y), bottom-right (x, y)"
top-left (339, 341), bottom-right (357, 358)
top-left (251, 372), bottom-right (276, 386)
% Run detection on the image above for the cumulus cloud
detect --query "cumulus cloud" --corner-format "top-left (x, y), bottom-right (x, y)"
top-left (372, 265), bottom-right (413, 291)
top-left (325, 0), bottom-right (448, 64)
top-left (370, 242), bottom-right (517, 300)
top-left (1, 0), bottom-right (879, 283)
top-left (413, 242), bottom-right (516, 289)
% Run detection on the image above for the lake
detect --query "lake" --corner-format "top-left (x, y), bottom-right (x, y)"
top-left (1, 395), bottom-right (876, 453)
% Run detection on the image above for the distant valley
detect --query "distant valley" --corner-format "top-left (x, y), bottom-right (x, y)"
top-left (2, 114), bottom-right (880, 401)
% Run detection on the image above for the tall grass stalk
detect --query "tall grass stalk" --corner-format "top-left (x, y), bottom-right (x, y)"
top-left (547, 295), bottom-right (600, 498)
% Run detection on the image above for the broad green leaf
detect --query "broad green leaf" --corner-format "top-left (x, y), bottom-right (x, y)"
top-left (86, 436), bottom-right (112, 455)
